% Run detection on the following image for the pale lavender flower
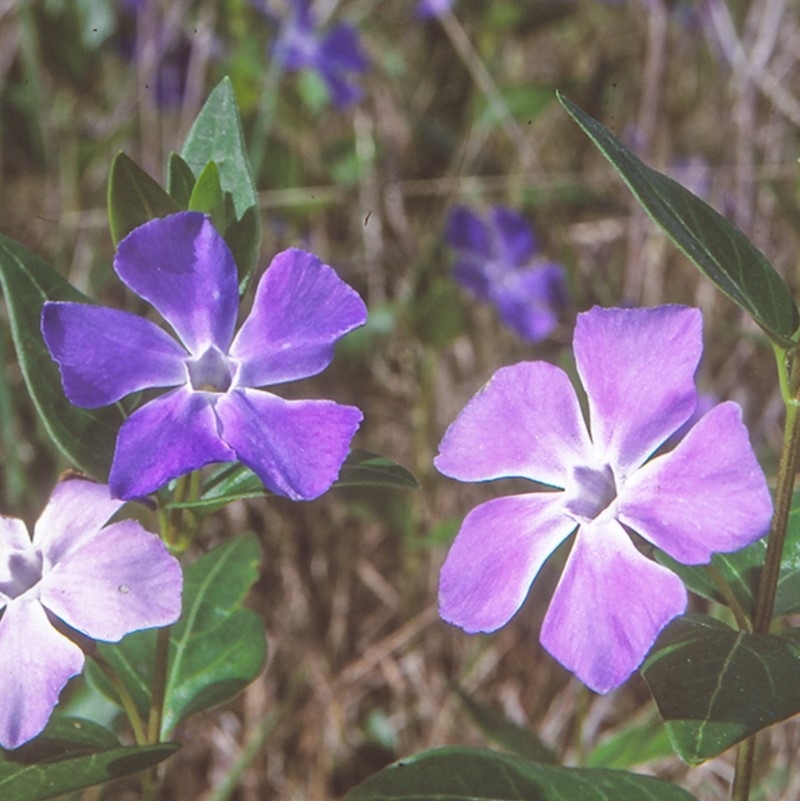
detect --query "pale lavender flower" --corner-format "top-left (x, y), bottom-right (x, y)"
top-left (416, 0), bottom-right (453, 19)
top-left (0, 479), bottom-right (182, 749)
top-left (445, 205), bottom-right (568, 342)
top-left (270, 0), bottom-right (369, 109)
top-left (42, 212), bottom-right (367, 501)
top-left (435, 306), bottom-right (772, 693)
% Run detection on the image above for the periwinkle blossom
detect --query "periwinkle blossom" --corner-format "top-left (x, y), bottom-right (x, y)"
top-left (269, 0), bottom-right (369, 109)
top-left (42, 211), bottom-right (367, 502)
top-left (0, 479), bottom-right (182, 749)
top-left (416, 0), bottom-right (453, 19)
top-left (445, 205), bottom-right (568, 342)
top-left (435, 305), bottom-right (772, 693)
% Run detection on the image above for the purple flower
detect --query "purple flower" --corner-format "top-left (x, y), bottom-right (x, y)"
top-left (0, 479), bottom-right (182, 749)
top-left (271, 0), bottom-right (369, 109)
top-left (445, 206), bottom-right (568, 342)
top-left (42, 212), bottom-right (367, 501)
top-left (434, 306), bottom-right (772, 693)
top-left (416, 0), bottom-right (453, 19)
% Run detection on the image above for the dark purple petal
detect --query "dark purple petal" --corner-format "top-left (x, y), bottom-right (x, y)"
top-left (109, 388), bottom-right (236, 499)
top-left (0, 600), bottom-right (84, 749)
top-left (320, 24), bottom-right (369, 72)
top-left (230, 248), bottom-right (367, 387)
top-left (439, 494), bottom-right (575, 632)
top-left (215, 389), bottom-right (362, 501)
top-left (41, 520), bottom-right (182, 641)
top-left (490, 207), bottom-right (537, 268)
top-left (619, 402), bottom-right (772, 563)
top-left (322, 70), bottom-right (364, 109)
top-left (445, 206), bottom-right (491, 259)
top-left (492, 262), bottom-right (567, 341)
top-left (540, 519), bottom-right (687, 693)
top-left (33, 480), bottom-right (125, 566)
top-left (114, 212), bottom-right (239, 354)
top-left (435, 361), bottom-right (593, 488)
top-left (574, 306), bottom-right (702, 475)
top-left (453, 258), bottom-right (492, 302)
top-left (42, 302), bottom-right (186, 408)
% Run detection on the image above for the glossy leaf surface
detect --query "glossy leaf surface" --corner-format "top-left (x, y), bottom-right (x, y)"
top-left (558, 93), bottom-right (799, 344)
top-left (0, 235), bottom-right (122, 479)
top-left (643, 615), bottom-right (800, 764)
top-left (346, 746), bottom-right (698, 800)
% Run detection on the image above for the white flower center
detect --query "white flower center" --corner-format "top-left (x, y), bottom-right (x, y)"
top-left (0, 549), bottom-right (43, 599)
top-left (563, 463), bottom-right (618, 523)
top-left (186, 345), bottom-right (237, 393)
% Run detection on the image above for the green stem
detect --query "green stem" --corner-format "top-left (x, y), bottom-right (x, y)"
top-left (731, 348), bottom-right (800, 801)
top-left (147, 625), bottom-right (172, 744)
top-left (705, 563), bottom-right (751, 632)
top-left (89, 653), bottom-right (148, 746)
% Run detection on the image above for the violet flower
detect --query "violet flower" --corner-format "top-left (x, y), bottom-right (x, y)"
top-left (435, 305), bottom-right (772, 693)
top-left (271, 0), bottom-right (369, 109)
top-left (0, 479), bottom-right (182, 749)
top-left (416, 0), bottom-right (453, 19)
top-left (42, 212), bottom-right (367, 502)
top-left (445, 205), bottom-right (568, 342)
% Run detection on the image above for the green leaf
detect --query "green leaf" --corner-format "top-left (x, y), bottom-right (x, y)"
top-left (107, 152), bottom-right (180, 246)
top-left (89, 537), bottom-right (266, 738)
top-left (0, 235), bottom-right (122, 479)
top-left (346, 746), bottom-right (698, 801)
top-left (187, 161), bottom-right (225, 232)
top-left (167, 151), bottom-right (197, 207)
top-left (181, 77), bottom-right (260, 285)
top-left (587, 711), bottom-right (675, 769)
top-left (642, 614), bottom-right (800, 764)
top-left (162, 534), bottom-right (266, 736)
top-left (165, 450), bottom-right (419, 512)
top-left (0, 716), bottom-right (176, 801)
top-left (558, 93), bottom-right (799, 345)
top-left (452, 685), bottom-right (558, 764)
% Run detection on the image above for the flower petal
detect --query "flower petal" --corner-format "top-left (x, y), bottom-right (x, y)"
top-left (490, 207), bottom-right (537, 268)
top-left (34, 480), bottom-right (125, 565)
top-left (439, 493), bottom-right (575, 632)
top-left (435, 361), bottom-right (593, 487)
top-left (320, 23), bottom-right (369, 72)
top-left (574, 306), bottom-right (702, 474)
top-left (215, 388), bottom-right (362, 500)
top-left (114, 212), bottom-right (239, 354)
top-left (41, 302), bottom-right (187, 407)
top-left (109, 388), bottom-right (236, 499)
top-left (446, 206), bottom-right (491, 260)
top-left (0, 599), bottom-right (84, 749)
top-left (540, 519), bottom-right (686, 693)
top-left (493, 263), bottom-right (567, 342)
top-left (619, 402), bottom-right (773, 563)
top-left (0, 517), bottom-right (35, 605)
top-left (230, 249), bottom-right (367, 387)
top-left (41, 520), bottom-right (182, 641)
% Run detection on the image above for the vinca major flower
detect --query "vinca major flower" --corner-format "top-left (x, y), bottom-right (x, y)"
top-left (42, 212), bottom-right (367, 501)
top-left (445, 205), bottom-right (568, 342)
top-left (435, 305), bottom-right (772, 693)
top-left (0, 479), bottom-right (182, 749)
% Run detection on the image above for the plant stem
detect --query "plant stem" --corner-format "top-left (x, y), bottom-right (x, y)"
top-left (90, 654), bottom-right (148, 746)
top-left (731, 348), bottom-right (800, 801)
top-left (147, 625), bottom-right (172, 744)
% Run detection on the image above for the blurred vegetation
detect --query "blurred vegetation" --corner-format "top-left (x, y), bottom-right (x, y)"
top-left (2, 0), bottom-right (800, 799)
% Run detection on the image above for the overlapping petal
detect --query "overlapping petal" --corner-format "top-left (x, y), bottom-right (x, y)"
top-left (619, 402), bottom-right (773, 563)
top-left (491, 207), bottom-right (537, 268)
top-left (231, 248), bottom-right (367, 387)
top-left (540, 519), bottom-right (687, 693)
top-left (0, 600), bottom-right (84, 749)
top-left (0, 517), bottom-right (38, 604)
top-left (439, 493), bottom-right (575, 633)
top-left (33, 480), bottom-right (125, 565)
top-left (494, 263), bottom-right (567, 341)
top-left (41, 302), bottom-right (187, 407)
top-left (41, 519), bottom-right (182, 641)
top-left (109, 388), bottom-right (236, 499)
top-left (574, 305), bottom-right (702, 474)
top-left (216, 388), bottom-right (362, 501)
top-left (114, 212), bottom-right (239, 354)
top-left (435, 361), bottom-right (593, 487)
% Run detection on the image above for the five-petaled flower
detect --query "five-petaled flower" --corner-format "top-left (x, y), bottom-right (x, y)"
top-left (434, 305), bottom-right (772, 693)
top-left (445, 205), bottom-right (568, 342)
top-left (42, 211), bottom-right (367, 501)
top-left (269, 0), bottom-right (369, 109)
top-left (0, 479), bottom-right (182, 749)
